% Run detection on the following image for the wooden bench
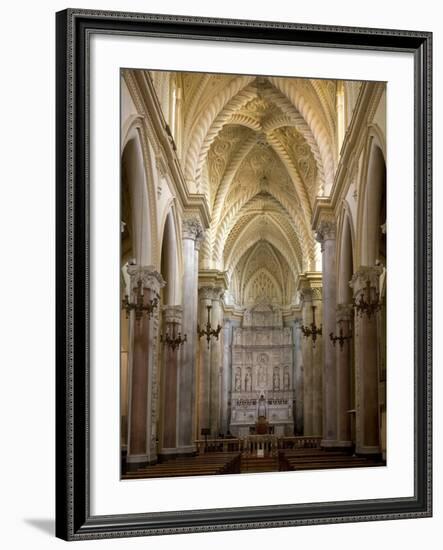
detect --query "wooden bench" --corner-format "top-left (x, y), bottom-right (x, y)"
top-left (278, 447), bottom-right (383, 472)
top-left (122, 452), bottom-right (241, 479)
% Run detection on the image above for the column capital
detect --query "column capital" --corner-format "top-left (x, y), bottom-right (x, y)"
top-left (162, 305), bottom-right (183, 324)
top-left (199, 285), bottom-right (224, 301)
top-left (194, 231), bottom-right (205, 251)
top-left (311, 286), bottom-right (323, 301)
top-left (297, 272), bottom-right (323, 305)
top-left (127, 264), bottom-right (166, 295)
top-left (312, 197), bottom-right (335, 241)
top-left (350, 265), bottom-right (383, 295)
top-left (182, 216), bottom-right (204, 241)
top-left (315, 217), bottom-right (336, 247)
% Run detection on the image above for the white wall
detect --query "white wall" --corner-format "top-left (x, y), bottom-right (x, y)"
top-left (0, 1), bottom-right (440, 548)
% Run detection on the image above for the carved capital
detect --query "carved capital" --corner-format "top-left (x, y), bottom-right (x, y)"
top-left (311, 286), bottom-right (323, 301)
top-left (127, 264), bottom-right (166, 295)
top-left (182, 217), bottom-right (204, 241)
top-left (162, 305), bottom-right (183, 325)
top-left (350, 266), bottom-right (383, 296)
top-left (194, 230), bottom-right (205, 251)
top-left (199, 285), bottom-right (224, 302)
top-left (316, 218), bottom-right (336, 245)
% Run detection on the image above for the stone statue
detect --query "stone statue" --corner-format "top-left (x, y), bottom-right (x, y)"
top-left (273, 368), bottom-right (280, 390)
top-left (234, 368), bottom-right (241, 392)
top-left (258, 366), bottom-right (265, 386)
top-left (258, 394), bottom-right (266, 418)
top-left (283, 367), bottom-right (290, 390)
top-left (245, 369), bottom-right (252, 392)
top-left (257, 353), bottom-right (268, 387)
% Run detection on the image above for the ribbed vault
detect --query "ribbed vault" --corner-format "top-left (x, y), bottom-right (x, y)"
top-left (169, 72), bottom-right (339, 307)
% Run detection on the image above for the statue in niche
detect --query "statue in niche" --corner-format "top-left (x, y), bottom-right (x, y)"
top-left (257, 353), bottom-right (268, 387)
top-left (234, 368), bottom-right (241, 392)
top-left (245, 368), bottom-right (252, 392)
top-left (283, 367), bottom-right (290, 390)
top-left (258, 394), bottom-right (266, 418)
top-left (273, 367), bottom-right (281, 390)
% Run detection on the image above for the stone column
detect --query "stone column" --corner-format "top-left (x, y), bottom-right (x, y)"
top-left (177, 217), bottom-right (204, 455)
top-left (300, 287), bottom-right (313, 435)
top-left (126, 265), bottom-right (165, 469)
top-left (197, 285), bottom-right (223, 437)
top-left (159, 305), bottom-right (182, 457)
top-left (316, 219), bottom-right (338, 447)
top-left (197, 287), bottom-right (213, 436)
top-left (311, 286), bottom-right (323, 436)
top-left (221, 319), bottom-right (233, 435)
top-left (293, 319), bottom-right (304, 435)
top-left (210, 288), bottom-right (223, 436)
top-left (335, 303), bottom-right (353, 448)
top-left (351, 266), bottom-right (383, 455)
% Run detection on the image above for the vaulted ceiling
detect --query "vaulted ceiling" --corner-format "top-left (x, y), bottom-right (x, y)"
top-left (156, 71), bottom-right (341, 307)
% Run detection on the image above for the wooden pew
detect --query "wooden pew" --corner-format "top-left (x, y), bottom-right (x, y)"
top-left (122, 452), bottom-right (241, 479)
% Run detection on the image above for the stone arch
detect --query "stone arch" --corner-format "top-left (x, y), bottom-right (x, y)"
top-left (121, 134), bottom-right (152, 265)
top-left (357, 135), bottom-right (386, 266)
top-left (243, 268), bottom-right (282, 305)
top-left (159, 207), bottom-right (181, 305)
top-left (336, 208), bottom-right (355, 304)
top-left (121, 120), bottom-right (159, 266)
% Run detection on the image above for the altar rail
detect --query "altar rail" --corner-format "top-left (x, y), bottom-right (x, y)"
top-left (195, 436), bottom-right (321, 455)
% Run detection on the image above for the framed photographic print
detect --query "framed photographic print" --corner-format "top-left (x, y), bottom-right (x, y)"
top-left (55, 8), bottom-right (432, 541)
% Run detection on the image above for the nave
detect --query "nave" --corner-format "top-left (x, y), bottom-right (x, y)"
top-left (120, 69), bottom-right (387, 477)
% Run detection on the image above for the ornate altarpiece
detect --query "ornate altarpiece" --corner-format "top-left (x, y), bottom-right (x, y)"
top-left (229, 304), bottom-right (294, 437)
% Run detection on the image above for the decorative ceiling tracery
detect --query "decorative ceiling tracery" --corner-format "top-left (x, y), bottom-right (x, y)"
top-left (156, 71), bottom-right (342, 308)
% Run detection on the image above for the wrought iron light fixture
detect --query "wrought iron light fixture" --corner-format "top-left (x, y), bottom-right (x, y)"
top-left (122, 278), bottom-right (158, 322)
top-left (353, 279), bottom-right (382, 319)
top-left (329, 321), bottom-right (352, 350)
top-left (160, 321), bottom-right (187, 351)
top-left (300, 305), bottom-right (322, 346)
top-left (197, 305), bottom-right (222, 349)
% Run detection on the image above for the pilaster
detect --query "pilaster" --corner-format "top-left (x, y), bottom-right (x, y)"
top-left (126, 265), bottom-right (165, 470)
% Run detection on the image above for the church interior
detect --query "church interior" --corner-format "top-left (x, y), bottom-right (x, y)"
top-left (120, 69), bottom-right (387, 478)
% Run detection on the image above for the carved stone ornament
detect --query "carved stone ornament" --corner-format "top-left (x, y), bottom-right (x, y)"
top-left (350, 265), bottom-right (383, 295)
top-left (182, 217), bottom-right (204, 241)
top-left (162, 305), bottom-right (183, 324)
top-left (127, 264), bottom-right (166, 295)
top-left (315, 218), bottom-right (336, 245)
top-left (311, 286), bottom-right (323, 301)
top-left (199, 285), bottom-right (224, 301)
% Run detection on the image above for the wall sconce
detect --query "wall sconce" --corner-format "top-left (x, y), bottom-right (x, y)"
top-left (197, 305), bottom-right (222, 349)
top-left (122, 279), bottom-right (158, 322)
top-left (300, 305), bottom-right (322, 346)
top-left (353, 279), bottom-right (382, 319)
top-left (160, 321), bottom-right (187, 351)
top-left (329, 321), bottom-right (352, 350)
